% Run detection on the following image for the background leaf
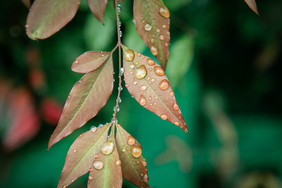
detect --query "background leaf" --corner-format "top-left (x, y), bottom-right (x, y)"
top-left (244, 0), bottom-right (259, 15)
top-left (48, 57), bottom-right (114, 149)
top-left (58, 123), bottom-right (111, 188)
top-left (116, 124), bottom-right (149, 187)
top-left (21, 0), bottom-right (31, 8)
top-left (26, 0), bottom-right (81, 39)
top-left (122, 46), bottom-right (188, 133)
top-left (87, 0), bottom-right (108, 23)
top-left (133, 0), bottom-right (170, 70)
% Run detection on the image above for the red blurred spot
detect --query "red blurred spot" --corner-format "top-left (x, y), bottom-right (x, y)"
top-left (40, 98), bottom-right (63, 125)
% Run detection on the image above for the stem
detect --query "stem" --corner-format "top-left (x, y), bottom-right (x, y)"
top-left (112, 1), bottom-right (122, 122)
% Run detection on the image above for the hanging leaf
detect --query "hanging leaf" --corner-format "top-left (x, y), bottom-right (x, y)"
top-left (57, 123), bottom-right (111, 188)
top-left (122, 46), bottom-right (188, 133)
top-left (88, 125), bottom-right (122, 188)
top-left (72, 51), bottom-right (111, 73)
top-left (48, 56), bottom-right (114, 149)
top-left (26, 0), bottom-right (81, 40)
top-left (115, 124), bottom-right (149, 187)
top-left (244, 0), bottom-right (259, 15)
top-left (87, 0), bottom-right (108, 23)
top-left (133, 0), bottom-right (170, 70)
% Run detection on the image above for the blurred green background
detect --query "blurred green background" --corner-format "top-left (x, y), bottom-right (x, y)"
top-left (1, 0), bottom-right (282, 187)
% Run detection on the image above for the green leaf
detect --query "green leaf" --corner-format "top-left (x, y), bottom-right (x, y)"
top-left (88, 125), bottom-right (122, 188)
top-left (122, 45), bottom-right (188, 133)
top-left (71, 51), bottom-right (111, 73)
top-left (115, 124), bottom-right (149, 187)
top-left (87, 0), bottom-right (108, 23)
top-left (49, 56), bottom-right (114, 149)
top-left (26, 0), bottom-right (81, 40)
top-left (133, 0), bottom-right (170, 70)
top-left (57, 123), bottom-right (111, 188)
top-left (244, 0), bottom-right (259, 15)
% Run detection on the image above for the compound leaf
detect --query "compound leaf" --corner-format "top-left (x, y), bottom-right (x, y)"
top-left (26, 0), bottom-right (81, 40)
top-left (87, 0), bottom-right (108, 23)
top-left (122, 46), bottom-right (188, 133)
top-left (244, 0), bottom-right (259, 15)
top-left (133, 0), bottom-right (170, 70)
top-left (49, 56), bottom-right (114, 149)
top-left (116, 124), bottom-right (149, 187)
top-left (72, 51), bottom-right (111, 73)
top-left (58, 123), bottom-right (111, 188)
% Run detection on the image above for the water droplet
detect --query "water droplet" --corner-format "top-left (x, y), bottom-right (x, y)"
top-left (89, 176), bottom-right (93, 181)
top-left (173, 103), bottom-right (179, 111)
top-left (131, 146), bottom-right (142, 158)
top-left (144, 24), bottom-right (152, 31)
top-left (159, 34), bottom-right (165, 40)
top-left (165, 43), bottom-right (169, 47)
top-left (147, 58), bottom-right (155, 66)
top-left (125, 84), bottom-right (128, 87)
top-left (154, 66), bottom-right (165, 76)
top-left (142, 161), bottom-right (147, 166)
top-left (151, 38), bottom-right (155, 43)
top-left (91, 127), bottom-right (97, 132)
top-left (174, 121), bottom-right (180, 126)
top-left (135, 61), bottom-right (139, 65)
top-left (122, 148), bottom-right (126, 152)
top-left (159, 79), bottom-right (170, 90)
top-left (133, 81), bottom-right (138, 85)
top-left (139, 94), bottom-right (147, 106)
top-left (150, 46), bottom-right (158, 55)
top-left (74, 60), bottom-right (79, 64)
top-left (135, 65), bottom-right (147, 79)
top-left (162, 24), bottom-right (166, 28)
top-left (143, 174), bottom-right (149, 183)
top-left (116, 160), bottom-right (121, 166)
top-left (93, 161), bottom-right (104, 170)
top-left (159, 7), bottom-right (170, 18)
top-left (101, 141), bottom-right (115, 155)
top-left (127, 135), bottom-right (136, 145)
top-left (160, 114), bottom-right (167, 120)
top-left (120, 30), bottom-right (123, 37)
top-left (185, 128), bottom-right (188, 133)
top-left (170, 91), bottom-right (174, 97)
top-left (124, 49), bottom-right (135, 62)
top-left (148, 96), bottom-right (152, 101)
top-left (117, 4), bottom-right (122, 12)
top-left (141, 85), bottom-right (147, 91)
top-left (73, 149), bottom-right (77, 153)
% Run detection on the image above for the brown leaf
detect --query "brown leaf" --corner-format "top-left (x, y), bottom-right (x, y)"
top-left (133, 0), bottom-right (170, 70)
top-left (26, 0), bottom-right (81, 40)
top-left (58, 123), bottom-right (111, 188)
top-left (21, 0), bottom-right (31, 8)
top-left (122, 46), bottom-right (188, 133)
top-left (72, 51), bottom-right (111, 73)
top-left (88, 125), bottom-right (122, 188)
top-left (244, 0), bottom-right (259, 15)
top-left (87, 0), bottom-right (108, 23)
top-left (48, 56), bottom-right (114, 149)
top-left (115, 124), bottom-right (149, 187)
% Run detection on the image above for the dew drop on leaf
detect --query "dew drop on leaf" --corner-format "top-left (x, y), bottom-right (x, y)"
top-left (144, 23), bottom-right (152, 31)
top-left (173, 103), bottom-right (179, 111)
top-left (159, 79), bottom-right (170, 90)
top-left (127, 135), bottom-right (136, 145)
top-left (135, 65), bottom-right (147, 79)
top-left (159, 34), bottom-right (165, 40)
top-left (146, 58), bottom-right (155, 66)
top-left (154, 66), bottom-right (165, 76)
top-left (101, 141), bottom-right (115, 155)
top-left (142, 161), bottom-right (147, 167)
top-left (159, 7), bottom-right (170, 18)
top-left (160, 114), bottom-right (168, 120)
top-left (74, 60), bottom-right (79, 64)
top-left (93, 161), bottom-right (104, 170)
top-left (89, 176), bottom-right (93, 181)
top-left (116, 160), bottom-right (121, 166)
top-left (143, 174), bottom-right (149, 183)
top-left (150, 46), bottom-right (158, 55)
top-left (139, 94), bottom-right (147, 106)
top-left (141, 85), bottom-right (147, 91)
top-left (73, 149), bottom-right (77, 153)
top-left (131, 146), bottom-right (142, 158)
top-left (170, 91), bottom-right (174, 97)
top-left (124, 49), bottom-right (135, 62)
top-left (174, 121), bottom-right (180, 126)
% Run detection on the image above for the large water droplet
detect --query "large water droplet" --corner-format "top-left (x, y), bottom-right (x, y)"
top-left (160, 114), bottom-right (167, 120)
top-left (135, 65), bottom-right (147, 79)
top-left (127, 135), bottom-right (136, 145)
top-left (116, 160), bottom-right (121, 166)
top-left (159, 7), bottom-right (170, 18)
top-left (101, 141), bottom-right (115, 155)
top-left (159, 79), bottom-right (170, 90)
top-left (174, 121), bottom-right (180, 126)
top-left (74, 60), bottom-right (79, 64)
top-left (150, 46), bottom-right (158, 55)
top-left (143, 174), bottom-right (149, 183)
top-left (139, 94), bottom-right (147, 106)
top-left (144, 24), bottom-right (152, 31)
top-left (124, 49), bottom-right (135, 62)
top-left (173, 103), bottom-right (179, 111)
top-left (159, 34), bottom-right (165, 40)
top-left (147, 58), bottom-right (155, 66)
top-left (93, 161), bottom-right (104, 170)
top-left (154, 66), bottom-right (165, 76)
top-left (131, 146), bottom-right (142, 158)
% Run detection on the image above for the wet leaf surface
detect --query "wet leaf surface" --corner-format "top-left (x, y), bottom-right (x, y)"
top-left (244, 0), bottom-right (259, 15)
top-left (58, 123), bottom-right (111, 188)
top-left (87, 0), bottom-right (108, 23)
top-left (122, 46), bottom-right (188, 133)
top-left (134, 0), bottom-right (170, 70)
top-left (49, 56), bottom-right (114, 149)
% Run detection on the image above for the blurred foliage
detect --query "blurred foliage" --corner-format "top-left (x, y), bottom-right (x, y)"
top-left (0, 0), bottom-right (282, 188)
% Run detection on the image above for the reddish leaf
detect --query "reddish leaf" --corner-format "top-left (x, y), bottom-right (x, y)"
top-left (71, 51), bottom-right (111, 73)
top-left (88, 125), bottom-right (122, 188)
top-left (21, 0), bottom-right (31, 8)
top-left (122, 46), bottom-right (188, 133)
top-left (40, 97), bottom-right (63, 125)
top-left (26, 0), bottom-right (81, 40)
top-left (48, 56), bottom-right (114, 149)
top-left (133, 0), bottom-right (170, 70)
top-left (87, 0), bottom-right (108, 23)
top-left (244, 0), bottom-right (259, 15)
top-left (115, 124), bottom-right (149, 187)
top-left (58, 123), bottom-right (111, 188)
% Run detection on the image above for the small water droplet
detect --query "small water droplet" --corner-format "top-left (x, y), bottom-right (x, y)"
top-left (141, 85), bottom-right (147, 91)
top-left (173, 103), bottom-right (179, 111)
top-left (150, 46), bottom-right (158, 55)
top-left (151, 38), bottom-right (155, 43)
top-left (131, 146), bottom-right (142, 158)
top-left (73, 149), bottom-right (77, 153)
top-left (93, 161), bottom-right (104, 170)
top-left (156, 29), bottom-right (160, 33)
top-left (127, 135), bottom-right (136, 145)
top-left (154, 66), bottom-right (165, 76)
top-left (125, 84), bottom-right (128, 87)
top-left (142, 161), bottom-right (147, 167)
top-left (101, 141), bottom-right (115, 155)
top-left (144, 24), bottom-right (152, 31)
top-left (159, 79), bottom-right (170, 90)
top-left (159, 34), bottom-right (165, 40)
top-left (139, 95), bottom-right (147, 106)
top-left (89, 176), bottom-right (93, 181)
top-left (120, 30), bottom-right (123, 37)
top-left (170, 91), bottom-right (174, 97)
top-left (91, 127), bottom-right (97, 132)
top-left (137, 53), bottom-right (141, 57)
top-left (148, 96), bottom-right (152, 101)
top-left (74, 60), bottom-right (79, 64)
top-left (185, 128), bottom-right (188, 133)
top-left (174, 121), bottom-right (180, 126)
top-left (159, 7), bottom-right (170, 18)
top-left (124, 49), bottom-right (135, 62)
top-left (147, 58), bottom-right (155, 66)
top-left (116, 160), bottom-right (121, 166)
top-left (135, 65), bottom-right (147, 79)
top-left (117, 4), bottom-right (122, 12)
top-left (160, 114), bottom-right (167, 120)
top-left (133, 81), bottom-right (138, 85)
top-left (162, 24), bottom-right (166, 28)
top-left (122, 148), bottom-right (126, 152)
top-left (165, 43), bottom-right (169, 47)
top-left (143, 174), bottom-right (149, 183)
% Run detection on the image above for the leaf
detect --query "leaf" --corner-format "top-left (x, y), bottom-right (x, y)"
top-left (48, 56), bottom-right (114, 149)
top-left (71, 51), bottom-right (111, 73)
top-left (58, 123), bottom-right (111, 188)
top-left (87, 0), bottom-right (108, 23)
top-left (26, 0), bottom-right (81, 40)
top-left (133, 0), bottom-right (170, 70)
top-left (122, 46), bottom-right (188, 133)
top-left (21, 0), bottom-right (31, 8)
top-left (88, 125), bottom-right (122, 188)
top-left (115, 124), bottom-right (149, 187)
top-left (244, 0), bottom-right (259, 15)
